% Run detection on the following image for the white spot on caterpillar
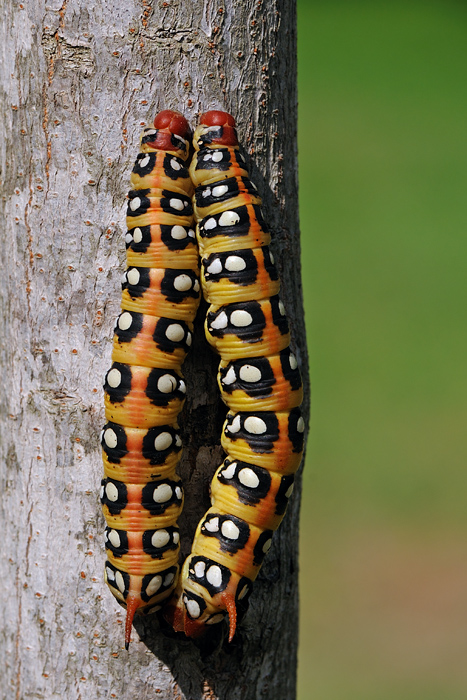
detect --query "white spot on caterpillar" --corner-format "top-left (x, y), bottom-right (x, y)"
top-left (285, 482), bottom-right (294, 498)
top-left (125, 233), bottom-right (133, 244)
top-left (238, 468), bottom-right (260, 489)
top-left (207, 258), bottom-right (223, 275)
top-left (206, 565), bottom-right (223, 588)
top-left (115, 571), bottom-right (125, 593)
top-left (175, 435), bottom-right (182, 447)
top-left (203, 153), bottom-right (212, 161)
top-left (175, 486), bottom-right (182, 500)
top-left (104, 428), bottom-right (118, 449)
top-left (228, 415), bottom-right (241, 433)
top-left (262, 538), bottom-right (272, 553)
top-left (225, 255), bottom-right (246, 272)
top-left (157, 374), bottom-right (177, 393)
top-left (206, 613), bottom-right (225, 625)
top-left (118, 312), bottom-right (133, 331)
top-left (129, 197), bottom-right (141, 211)
top-left (194, 561), bottom-right (206, 578)
top-left (173, 531), bottom-right (180, 544)
top-left (108, 530), bottom-right (121, 548)
top-left (154, 432), bottom-right (172, 451)
top-left (171, 225), bottom-right (187, 239)
top-left (127, 268), bottom-right (140, 286)
top-left (210, 311), bottom-right (228, 330)
top-left (152, 483), bottom-right (172, 503)
top-left (165, 323), bottom-right (185, 342)
top-left (186, 332), bottom-right (192, 346)
top-left (188, 228), bottom-right (196, 238)
top-left (202, 187), bottom-right (212, 198)
top-left (146, 575), bottom-right (162, 596)
top-left (186, 598), bottom-right (201, 618)
top-left (178, 380), bottom-right (186, 394)
top-left (170, 158), bottom-right (181, 170)
top-left (164, 572), bottom-right (175, 586)
top-left (107, 368), bottom-right (122, 388)
top-left (230, 310), bottom-right (253, 327)
top-left (222, 367), bottom-right (237, 385)
top-left (221, 461), bottom-right (237, 479)
top-left (193, 279), bottom-right (200, 293)
top-left (269, 251), bottom-right (275, 264)
top-left (239, 365), bottom-right (262, 383)
top-left (133, 227), bottom-right (143, 243)
top-left (147, 605), bottom-right (162, 614)
top-left (244, 416), bottom-right (267, 435)
top-left (297, 417), bottom-right (305, 433)
top-left (278, 300), bottom-right (286, 315)
top-left (212, 184), bottom-right (228, 197)
top-left (204, 217), bottom-right (217, 230)
top-left (204, 517), bottom-right (219, 533)
top-left (221, 520), bottom-right (240, 540)
top-left (212, 151), bottom-right (223, 163)
top-left (219, 210), bottom-right (240, 226)
top-left (289, 353), bottom-right (298, 370)
top-left (170, 198), bottom-right (185, 211)
top-left (173, 274), bottom-right (192, 291)
top-left (151, 529), bottom-right (170, 548)
top-left (238, 584), bottom-right (249, 600)
top-left (106, 566), bottom-right (115, 581)
top-left (139, 155), bottom-right (150, 168)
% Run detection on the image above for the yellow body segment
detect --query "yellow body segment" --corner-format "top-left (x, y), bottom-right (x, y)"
top-left (126, 224), bottom-right (198, 270)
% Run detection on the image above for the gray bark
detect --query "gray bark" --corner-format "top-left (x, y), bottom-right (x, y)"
top-left (0, 0), bottom-right (309, 698)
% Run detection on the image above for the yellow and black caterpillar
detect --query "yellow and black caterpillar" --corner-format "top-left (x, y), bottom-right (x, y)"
top-left (169, 111), bottom-right (304, 641)
top-left (100, 110), bottom-right (200, 648)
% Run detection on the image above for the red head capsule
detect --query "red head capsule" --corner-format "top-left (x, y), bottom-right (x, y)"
top-left (200, 110), bottom-right (236, 128)
top-left (198, 110), bottom-right (238, 147)
top-left (154, 109), bottom-right (190, 138)
top-left (142, 109), bottom-right (190, 156)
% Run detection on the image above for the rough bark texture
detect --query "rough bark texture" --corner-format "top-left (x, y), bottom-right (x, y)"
top-left (0, 0), bottom-right (309, 698)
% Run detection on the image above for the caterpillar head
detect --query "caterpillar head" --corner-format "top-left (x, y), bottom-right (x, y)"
top-left (193, 110), bottom-right (238, 150)
top-left (154, 109), bottom-right (191, 139)
top-left (140, 109), bottom-right (191, 160)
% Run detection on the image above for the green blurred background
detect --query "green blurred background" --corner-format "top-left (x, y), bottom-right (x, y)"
top-left (297, 1), bottom-right (467, 698)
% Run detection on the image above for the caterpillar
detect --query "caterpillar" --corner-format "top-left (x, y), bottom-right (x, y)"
top-left (168, 110), bottom-right (304, 642)
top-left (100, 110), bottom-right (200, 649)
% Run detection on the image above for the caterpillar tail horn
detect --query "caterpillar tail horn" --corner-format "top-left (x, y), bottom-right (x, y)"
top-left (221, 592), bottom-right (237, 642)
top-left (124, 596), bottom-right (139, 650)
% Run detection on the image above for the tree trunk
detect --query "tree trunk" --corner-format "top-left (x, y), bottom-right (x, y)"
top-left (0, 0), bottom-right (309, 698)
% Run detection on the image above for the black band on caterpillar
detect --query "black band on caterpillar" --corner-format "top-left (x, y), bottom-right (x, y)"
top-left (101, 110), bottom-right (200, 649)
top-left (168, 110), bottom-right (304, 642)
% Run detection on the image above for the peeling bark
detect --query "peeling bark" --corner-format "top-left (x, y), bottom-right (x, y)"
top-left (0, 0), bottom-right (309, 698)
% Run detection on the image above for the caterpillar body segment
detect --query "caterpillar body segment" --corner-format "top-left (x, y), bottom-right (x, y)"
top-left (170, 110), bottom-right (304, 641)
top-left (101, 110), bottom-right (200, 649)
top-left (197, 203), bottom-right (271, 257)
